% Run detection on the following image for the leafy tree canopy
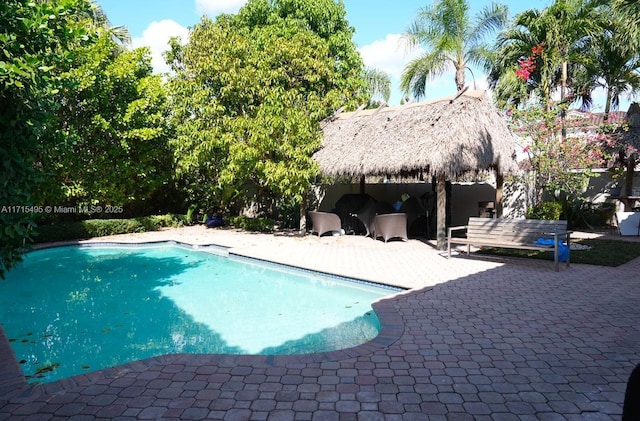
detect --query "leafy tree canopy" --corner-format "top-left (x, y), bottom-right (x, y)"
top-left (1, 0), bottom-right (97, 277)
top-left (168, 0), bottom-right (366, 216)
top-left (490, 0), bottom-right (615, 109)
top-left (37, 34), bottom-right (174, 212)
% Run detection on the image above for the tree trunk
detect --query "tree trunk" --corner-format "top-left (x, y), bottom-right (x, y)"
top-left (560, 61), bottom-right (567, 102)
top-left (625, 156), bottom-right (636, 203)
top-left (560, 61), bottom-right (567, 141)
top-left (436, 173), bottom-right (447, 250)
top-left (299, 195), bottom-right (307, 233)
top-left (455, 66), bottom-right (465, 92)
top-left (495, 169), bottom-right (504, 218)
top-left (604, 89), bottom-right (612, 123)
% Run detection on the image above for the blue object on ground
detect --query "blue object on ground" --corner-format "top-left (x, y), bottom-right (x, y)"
top-left (535, 238), bottom-right (569, 262)
top-left (206, 215), bottom-right (223, 228)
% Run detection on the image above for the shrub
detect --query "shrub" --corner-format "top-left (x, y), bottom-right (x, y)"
top-left (565, 201), bottom-right (617, 230)
top-left (526, 201), bottom-right (563, 220)
top-left (140, 214), bottom-right (187, 229)
top-left (34, 214), bottom-right (186, 243)
top-left (228, 216), bottom-right (275, 232)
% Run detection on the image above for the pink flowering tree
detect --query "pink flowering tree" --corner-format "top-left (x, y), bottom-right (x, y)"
top-left (515, 43), bottom-right (544, 84)
top-left (508, 107), bottom-right (608, 204)
top-left (506, 44), bottom-right (613, 222)
top-left (599, 107), bottom-right (639, 199)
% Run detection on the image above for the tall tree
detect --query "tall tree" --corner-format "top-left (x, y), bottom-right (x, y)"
top-left (36, 34), bottom-right (174, 213)
top-left (492, 0), bottom-right (631, 217)
top-left (87, 2), bottom-right (131, 46)
top-left (400, 0), bottom-right (507, 98)
top-left (0, 0), bottom-right (98, 277)
top-left (613, 0), bottom-right (640, 46)
top-left (489, 0), bottom-right (606, 107)
top-left (168, 0), bottom-right (366, 221)
top-left (571, 19), bottom-right (640, 119)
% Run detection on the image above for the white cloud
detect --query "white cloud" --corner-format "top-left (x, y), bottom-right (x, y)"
top-left (132, 20), bottom-right (190, 74)
top-left (359, 34), bottom-right (425, 105)
top-left (195, 0), bottom-right (247, 16)
top-left (359, 34), bottom-right (421, 82)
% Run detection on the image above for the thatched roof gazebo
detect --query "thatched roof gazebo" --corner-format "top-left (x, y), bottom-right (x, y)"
top-left (314, 90), bottom-right (518, 249)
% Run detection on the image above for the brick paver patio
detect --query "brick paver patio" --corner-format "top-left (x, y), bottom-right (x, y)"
top-left (1, 226), bottom-right (639, 420)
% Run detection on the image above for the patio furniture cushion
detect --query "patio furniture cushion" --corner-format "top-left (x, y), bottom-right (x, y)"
top-left (356, 199), bottom-right (395, 237)
top-left (309, 211), bottom-right (342, 237)
top-left (372, 213), bottom-right (408, 243)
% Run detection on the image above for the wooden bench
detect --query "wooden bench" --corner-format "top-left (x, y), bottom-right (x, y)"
top-left (447, 217), bottom-right (572, 271)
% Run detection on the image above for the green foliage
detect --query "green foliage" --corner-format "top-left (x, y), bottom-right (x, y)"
top-left (34, 214), bottom-right (186, 243)
top-left (401, 0), bottom-right (508, 97)
top-left (228, 216), bottom-right (275, 232)
top-left (0, 0), bottom-right (97, 277)
top-left (526, 201), bottom-right (562, 220)
top-left (507, 105), bottom-right (608, 205)
top-left (275, 198), bottom-right (301, 229)
top-left (489, 0), bottom-right (639, 114)
top-left (37, 35), bottom-right (174, 210)
top-left (364, 67), bottom-right (391, 105)
top-left (562, 200), bottom-right (617, 230)
top-left (168, 0), bottom-right (366, 216)
top-left (570, 15), bottom-right (640, 116)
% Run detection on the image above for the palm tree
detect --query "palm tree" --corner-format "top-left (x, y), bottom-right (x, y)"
top-left (400, 0), bottom-right (508, 250)
top-left (400, 0), bottom-right (508, 98)
top-left (489, 8), bottom-right (555, 106)
top-left (613, 0), bottom-right (640, 45)
top-left (489, 0), bottom-right (605, 108)
top-left (571, 24), bottom-right (640, 120)
top-left (88, 3), bottom-right (131, 47)
top-left (364, 67), bottom-right (391, 106)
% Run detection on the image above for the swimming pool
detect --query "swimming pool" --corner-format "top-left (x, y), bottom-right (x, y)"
top-left (0, 243), bottom-right (399, 383)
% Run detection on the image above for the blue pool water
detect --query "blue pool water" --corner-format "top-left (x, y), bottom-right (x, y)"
top-left (0, 244), bottom-right (397, 383)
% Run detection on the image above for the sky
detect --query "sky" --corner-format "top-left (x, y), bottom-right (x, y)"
top-left (96, 0), bottom-right (632, 110)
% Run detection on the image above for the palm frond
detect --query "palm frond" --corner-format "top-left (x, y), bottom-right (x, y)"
top-left (364, 68), bottom-right (392, 103)
top-left (400, 54), bottom-right (448, 99)
top-left (468, 3), bottom-right (508, 45)
top-left (89, 3), bottom-right (131, 46)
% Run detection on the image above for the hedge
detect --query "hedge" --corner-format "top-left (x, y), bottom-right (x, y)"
top-left (34, 214), bottom-right (187, 243)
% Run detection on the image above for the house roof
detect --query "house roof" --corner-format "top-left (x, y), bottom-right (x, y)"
top-left (314, 90), bottom-right (518, 178)
top-left (565, 110), bottom-right (627, 127)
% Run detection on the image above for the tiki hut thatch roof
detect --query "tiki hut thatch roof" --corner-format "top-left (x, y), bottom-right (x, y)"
top-left (314, 90), bottom-right (518, 178)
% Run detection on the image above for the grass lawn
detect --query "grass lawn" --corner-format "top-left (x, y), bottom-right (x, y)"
top-left (477, 238), bottom-right (640, 267)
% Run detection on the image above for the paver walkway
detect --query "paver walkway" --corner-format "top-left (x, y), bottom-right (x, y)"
top-left (1, 226), bottom-right (639, 420)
